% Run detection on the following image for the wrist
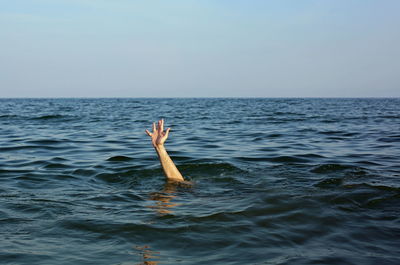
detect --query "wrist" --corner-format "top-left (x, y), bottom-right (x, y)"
top-left (154, 144), bottom-right (166, 151)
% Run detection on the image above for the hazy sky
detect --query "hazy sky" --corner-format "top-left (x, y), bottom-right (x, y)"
top-left (1, 0), bottom-right (399, 97)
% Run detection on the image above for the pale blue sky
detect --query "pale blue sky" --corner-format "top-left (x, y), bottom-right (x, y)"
top-left (1, 0), bottom-right (399, 97)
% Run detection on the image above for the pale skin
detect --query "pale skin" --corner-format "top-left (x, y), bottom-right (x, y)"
top-left (145, 119), bottom-right (185, 182)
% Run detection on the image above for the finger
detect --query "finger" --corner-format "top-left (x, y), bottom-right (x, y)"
top-left (145, 129), bottom-right (152, 137)
top-left (152, 122), bottom-right (156, 132)
top-left (164, 127), bottom-right (171, 138)
top-left (160, 119), bottom-right (164, 132)
top-left (158, 119), bottom-right (162, 132)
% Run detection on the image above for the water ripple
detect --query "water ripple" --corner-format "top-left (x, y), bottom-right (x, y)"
top-left (0, 98), bottom-right (399, 265)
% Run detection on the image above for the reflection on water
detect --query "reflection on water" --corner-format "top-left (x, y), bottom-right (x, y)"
top-left (137, 182), bottom-right (192, 264)
top-left (147, 182), bottom-right (181, 215)
top-left (135, 245), bottom-right (160, 265)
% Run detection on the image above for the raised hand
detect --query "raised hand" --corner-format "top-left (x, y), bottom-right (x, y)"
top-left (145, 119), bottom-right (171, 148)
top-left (145, 119), bottom-right (184, 182)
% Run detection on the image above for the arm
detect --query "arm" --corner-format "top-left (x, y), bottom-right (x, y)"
top-left (146, 119), bottom-right (185, 182)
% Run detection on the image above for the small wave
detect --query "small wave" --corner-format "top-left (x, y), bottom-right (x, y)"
top-left (355, 160), bottom-right (382, 166)
top-left (344, 169), bottom-right (370, 178)
top-left (16, 174), bottom-right (50, 182)
top-left (179, 162), bottom-right (244, 175)
top-left (342, 132), bottom-right (360, 137)
top-left (0, 252), bottom-right (51, 264)
top-left (343, 183), bottom-right (400, 192)
top-left (168, 155), bottom-right (193, 162)
top-left (318, 130), bottom-right (343, 135)
top-left (324, 182), bottom-right (400, 210)
top-left (0, 168), bottom-right (31, 174)
top-left (267, 133), bottom-right (283, 138)
top-left (106, 156), bottom-right (134, 162)
top-left (27, 139), bottom-right (63, 145)
top-left (314, 175), bottom-right (400, 198)
top-left (298, 153), bottom-right (326, 159)
top-left (251, 133), bottom-right (282, 141)
top-left (72, 169), bottom-right (97, 176)
top-left (380, 115), bottom-right (400, 119)
top-left (202, 144), bottom-right (220, 148)
top-left (50, 157), bottom-right (69, 162)
top-left (186, 136), bottom-right (203, 141)
top-left (95, 172), bottom-right (133, 184)
top-left (269, 156), bottom-right (309, 163)
top-left (236, 155), bottom-right (311, 164)
top-left (0, 114), bottom-right (18, 119)
top-left (53, 174), bottom-right (77, 180)
top-left (377, 135), bottom-right (400, 143)
top-left (365, 194), bottom-right (400, 208)
top-left (311, 164), bottom-right (362, 173)
top-left (0, 145), bottom-right (59, 152)
top-left (31, 114), bottom-right (65, 120)
top-left (314, 178), bottom-right (343, 188)
top-left (235, 156), bottom-right (270, 162)
top-left (86, 193), bottom-right (143, 203)
top-left (60, 219), bottom-right (184, 236)
top-left (185, 211), bottom-right (240, 223)
top-left (273, 111), bottom-right (305, 116)
top-left (95, 168), bottom-right (160, 184)
top-left (6, 159), bottom-right (48, 168)
top-left (320, 119), bottom-right (341, 123)
top-left (43, 163), bottom-right (71, 169)
top-left (267, 117), bottom-right (307, 123)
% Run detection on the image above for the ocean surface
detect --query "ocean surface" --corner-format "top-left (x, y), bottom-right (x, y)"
top-left (0, 98), bottom-right (399, 265)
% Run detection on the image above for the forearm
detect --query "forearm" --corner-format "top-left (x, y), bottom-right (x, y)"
top-left (154, 145), bottom-right (184, 182)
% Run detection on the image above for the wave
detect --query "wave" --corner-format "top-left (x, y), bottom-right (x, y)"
top-left (318, 130), bottom-right (360, 137)
top-left (95, 172), bottom-right (136, 184)
top-left (0, 113), bottom-right (76, 121)
top-left (377, 135), bottom-right (400, 143)
top-left (314, 177), bottom-right (343, 188)
top-left (42, 163), bottom-right (72, 169)
top-left (179, 162), bottom-right (245, 175)
top-left (315, 181), bottom-right (400, 211)
top-left (269, 156), bottom-right (310, 163)
top-left (236, 155), bottom-right (310, 163)
top-left (267, 133), bottom-right (283, 138)
top-left (298, 153), bottom-right (326, 159)
top-left (314, 173), bottom-right (400, 195)
top-left (72, 169), bottom-right (97, 176)
top-left (355, 160), bottom-right (382, 166)
top-left (95, 168), bottom-right (160, 184)
top-left (0, 114), bottom-right (18, 119)
top-left (26, 139), bottom-right (64, 145)
top-left (59, 219), bottom-right (186, 236)
top-left (0, 145), bottom-right (60, 152)
top-left (0, 168), bottom-right (31, 174)
top-left (31, 114), bottom-right (65, 120)
top-left (311, 164), bottom-right (363, 173)
top-left (106, 155), bottom-right (134, 162)
top-left (94, 162), bottom-right (246, 185)
top-left (343, 183), bottom-right (400, 192)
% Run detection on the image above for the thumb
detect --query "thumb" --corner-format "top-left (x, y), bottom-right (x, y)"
top-left (164, 127), bottom-right (171, 138)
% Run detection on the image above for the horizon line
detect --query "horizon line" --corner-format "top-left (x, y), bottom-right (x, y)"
top-left (0, 96), bottom-right (399, 99)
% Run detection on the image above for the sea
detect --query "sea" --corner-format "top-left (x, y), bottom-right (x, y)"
top-left (0, 98), bottom-right (399, 265)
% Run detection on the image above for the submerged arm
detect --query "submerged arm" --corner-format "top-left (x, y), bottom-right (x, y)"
top-left (146, 119), bottom-right (184, 182)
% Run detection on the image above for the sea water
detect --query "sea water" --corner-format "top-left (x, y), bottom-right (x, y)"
top-left (0, 98), bottom-right (399, 264)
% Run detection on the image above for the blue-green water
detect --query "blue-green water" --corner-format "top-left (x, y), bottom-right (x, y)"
top-left (0, 98), bottom-right (399, 265)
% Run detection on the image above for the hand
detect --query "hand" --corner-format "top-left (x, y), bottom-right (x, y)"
top-left (145, 119), bottom-right (171, 148)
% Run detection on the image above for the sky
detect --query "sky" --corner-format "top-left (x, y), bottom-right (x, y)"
top-left (1, 0), bottom-right (399, 98)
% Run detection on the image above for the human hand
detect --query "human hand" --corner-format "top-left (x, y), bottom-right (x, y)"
top-left (145, 119), bottom-right (171, 148)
